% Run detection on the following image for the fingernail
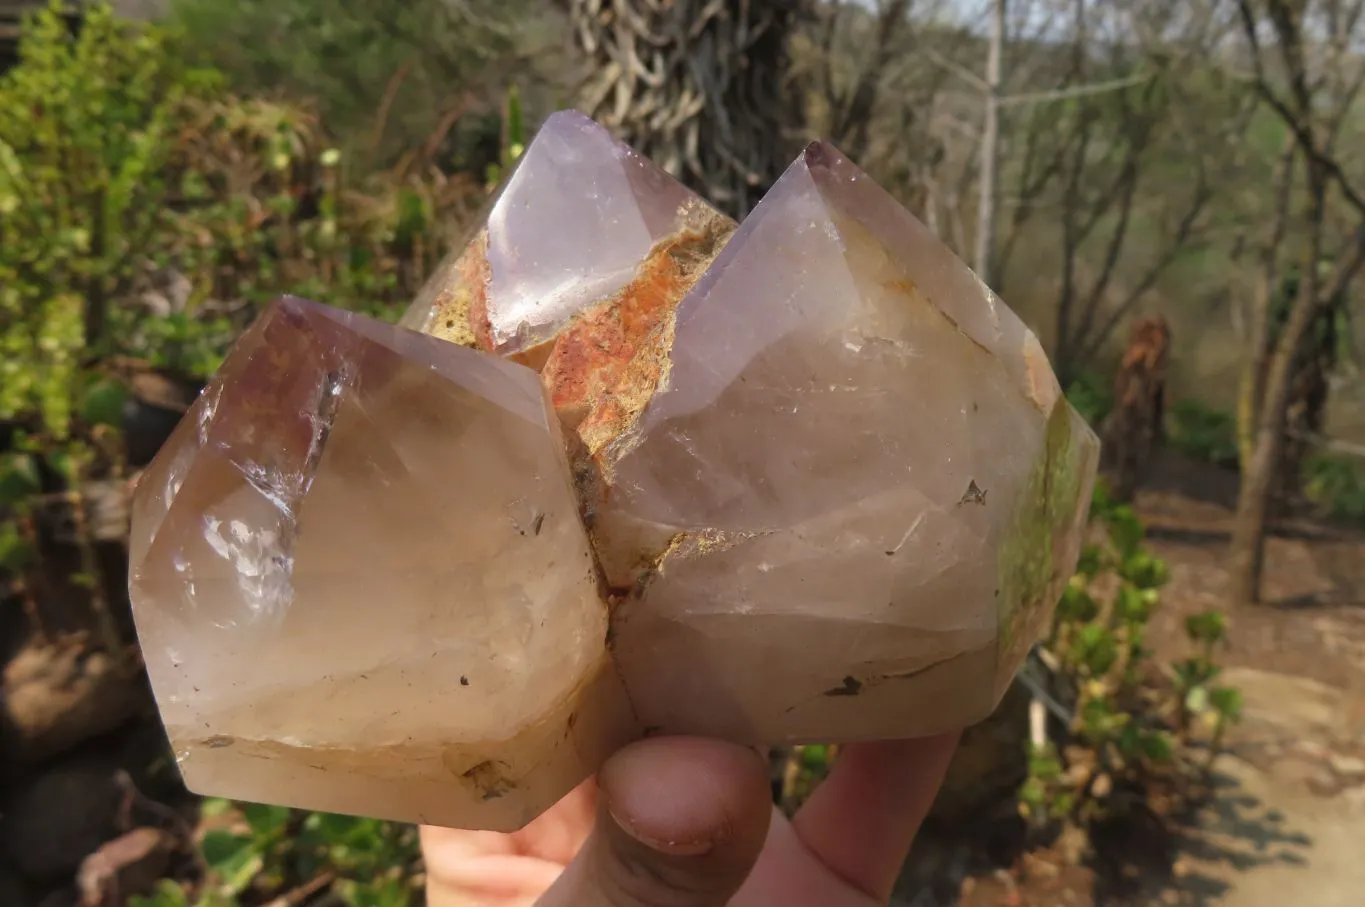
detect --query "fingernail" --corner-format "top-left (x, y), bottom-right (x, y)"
top-left (606, 800), bottom-right (716, 856)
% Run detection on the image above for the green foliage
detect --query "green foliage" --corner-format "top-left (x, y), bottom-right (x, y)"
top-left (1165, 399), bottom-right (1239, 468)
top-left (167, 0), bottom-right (534, 167)
top-left (1065, 369), bottom-right (1114, 428)
top-left (0, 0), bottom-right (479, 468)
top-left (128, 801), bottom-right (421, 907)
top-left (1020, 481), bottom-right (1241, 827)
top-left (1304, 453), bottom-right (1365, 524)
top-left (0, 1), bottom-right (208, 431)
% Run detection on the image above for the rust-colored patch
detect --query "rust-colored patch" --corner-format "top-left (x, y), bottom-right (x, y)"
top-left (541, 211), bottom-right (733, 469)
top-left (427, 230), bottom-right (493, 351)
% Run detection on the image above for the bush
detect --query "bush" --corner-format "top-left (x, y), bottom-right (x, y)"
top-left (167, 0), bottom-right (545, 168)
top-left (1164, 399), bottom-right (1238, 468)
top-left (1019, 482), bottom-right (1241, 828)
top-left (129, 801), bottom-right (421, 907)
top-left (1304, 453), bottom-right (1365, 524)
top-left (0, 2), bottom-right (480, 446)
top-left (1065, 369), bottom-right (1114, 428)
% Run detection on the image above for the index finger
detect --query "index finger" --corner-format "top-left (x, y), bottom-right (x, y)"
top-left (789, 734), bottom-right (960, 901)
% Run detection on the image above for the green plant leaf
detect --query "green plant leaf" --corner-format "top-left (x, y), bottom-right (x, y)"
top-left (1209, 685), bottom-right (1244, 721)
top-left (200, 829), bottom-right (262, 898)
top-left (80, 378), bottom-right (129, 428)
top-left (1184, 611), bottom-right (1228, 645)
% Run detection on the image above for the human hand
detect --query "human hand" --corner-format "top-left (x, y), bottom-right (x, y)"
top-left (421, 733), bottom-right (959, 907)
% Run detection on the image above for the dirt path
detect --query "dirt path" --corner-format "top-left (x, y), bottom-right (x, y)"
top-left (1154, 667), bottom-right (1365, 907)
top-left (1128, 455), bottom-right (1365, 906)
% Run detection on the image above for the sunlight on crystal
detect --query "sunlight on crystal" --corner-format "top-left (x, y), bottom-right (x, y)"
top-left (128, 113), bottom-right (1097, 833)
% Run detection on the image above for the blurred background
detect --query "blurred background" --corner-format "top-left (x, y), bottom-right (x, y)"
top-left (1, 0), bottom-right (1363, 905)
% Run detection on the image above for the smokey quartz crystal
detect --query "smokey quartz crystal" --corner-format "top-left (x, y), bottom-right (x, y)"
top-left (128, 112), bottom-right (1098, 831)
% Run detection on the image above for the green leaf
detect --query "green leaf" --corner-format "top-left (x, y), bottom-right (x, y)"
top-left (0, 520), bottom-right (36, 572)
top-left (1184, 611), bottom-right (1228, 645)
top-left (79, 378), bottom-right (128, 428)
top-left (1141, 731), bottom-right (1174, 763)
top-left (1116, 723), bottom-right (1143, 759)
top-left (128, 879), bottom-right (194, 907)
top-left (799, 745), bottom-right (829, 770)
top-left (1018, 777), bottom-right (1046, 807)
top-left (0, 453), bottom-right (41, 506)
top-left (1209, 685), bottom-right (1244, 721)
top-left (241, 802), bottom-right (292, 839)
top-left (1057, 584), bottom-right (1100, 623)
top-left (200, 829), bottom-right (262, 898)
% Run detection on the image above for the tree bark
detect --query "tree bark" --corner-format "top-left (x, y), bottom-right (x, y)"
top-left (566, 0), bottom-right (805, 219)
top-left (1229, 188), bottom-right (1365, 604)
top-left (1236, 134), bottom-right (1296, 471)
top-left (973, 0), bottom-right (1005, 286)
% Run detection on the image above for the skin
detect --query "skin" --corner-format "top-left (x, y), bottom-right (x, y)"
top-left (421, 733), bottom-right (960, 907)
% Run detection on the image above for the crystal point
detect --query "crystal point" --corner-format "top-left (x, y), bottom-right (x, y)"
top-left (129, 297), bottom-right (636, 830)
top-left (401, 110), bottom-right (734, 364)
top-left (130, 116), bottom-right (1097, 832)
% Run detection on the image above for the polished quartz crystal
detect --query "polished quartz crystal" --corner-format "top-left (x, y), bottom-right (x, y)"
top-left (586, 142), bottom-right (1099, 743)
top-left (129, 117), bottom-right (1098, 832)
top-left (128, 298), bottom-right (636, 829)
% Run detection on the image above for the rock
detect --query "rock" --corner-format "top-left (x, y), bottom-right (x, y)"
top-left (930, 681), bottom-right (1030, 822)
top-left (1328, 753), bottom-right (1365, 781)
top-left (0, 755), bottom-right (122, 879)
top-left (1274, 754), bottom-right (1338, 794)
top-left (76, 828), bottom-right (175, 907)
top-left (2, 640), bottom-right (150, 766)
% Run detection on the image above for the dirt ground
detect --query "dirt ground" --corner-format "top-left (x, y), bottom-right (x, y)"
top-left (904, 449), bottom-right (1365, 907)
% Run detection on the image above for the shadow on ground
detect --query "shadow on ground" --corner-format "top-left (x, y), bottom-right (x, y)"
top-left (1128, 769), bottom-right (1314, 907)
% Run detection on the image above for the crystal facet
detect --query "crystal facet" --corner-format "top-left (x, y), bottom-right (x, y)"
top-left (400, 109), bottom-right (734, 367)
top-left (129, 119), bottom-right (1098, 832)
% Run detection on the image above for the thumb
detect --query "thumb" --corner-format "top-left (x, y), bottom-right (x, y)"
top-left (535, 736), bottom-right (773, 907)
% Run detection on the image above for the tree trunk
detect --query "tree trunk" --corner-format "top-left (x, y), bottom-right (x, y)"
top-left (973, 0), bottom-right (1005, 286)
top-left (1236, 134), bottom-right (1296, 471)
top-left (1273, 302), bottom-right (1336, 510)
top-left (566, 0), bottom-right (805, 219)
top-left (1228, 180), bottom-right (1327, 606)
top-left (1100, 316), bottom-right (1170, 502)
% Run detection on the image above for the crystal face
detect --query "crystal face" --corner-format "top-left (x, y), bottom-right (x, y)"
top-left (128, 118), bottom-right (1098, 832)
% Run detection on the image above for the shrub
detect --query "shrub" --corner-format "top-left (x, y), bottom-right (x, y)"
top-left (1164, 399), bottom-right (1238, 468)
top-left (129, 801), bottom-right (422, 907)
top-left (0, 1), bottom-right (480, 452)
top-left (1019, 482), bottom-right (1241, 827)
top-left (167, 0), bottom-right (545, 168)
top-left (1304, 453), bottom-right (1365, 524)
top-left (1065, 369), bottom-right (1115, 428)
